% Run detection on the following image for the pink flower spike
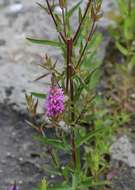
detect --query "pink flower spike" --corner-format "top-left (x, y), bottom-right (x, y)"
top-left (45, 87), bottom-right (65, 117)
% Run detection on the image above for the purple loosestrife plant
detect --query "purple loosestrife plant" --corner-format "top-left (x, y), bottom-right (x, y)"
top-left (26, 0), bottom-right (117, 189)
top-left (45, 87), bottom-right (64, 117)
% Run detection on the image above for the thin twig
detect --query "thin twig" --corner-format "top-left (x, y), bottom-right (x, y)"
top-left (74, 94), bottom-right (97, 124)
top-left (73, 0), bottom-right (92, 43)
top-left (71, 129), bottom-right (76, 167)
top-left (46, 0), bottom-right (66, 43)
top-left (62, 7), bottom-right (66, 37)
top-left (70, 77), bottom-right (74, 121)
top-left (128, 0), bottom-right (131, 16)
top-left (75, 20), bottom-right (96, 69)
top-left (34, 73), bottom-right (50, 81)
top-left (65, 38), bottom-right (76, 166)
top-left (66, 39), bottom-right (73, 93)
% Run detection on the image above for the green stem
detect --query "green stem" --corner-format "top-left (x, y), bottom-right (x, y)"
top-left (48, 148), bottom-right (66, 180)
top-left (128, 0), bottom-right (131, 16)
top-left (71, 129), bottom-right (76, 168)
top-left (62, 6), bottom-right (66, 37)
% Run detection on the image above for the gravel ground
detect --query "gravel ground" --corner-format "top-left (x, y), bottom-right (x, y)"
top-left (0, 104), bottom-right (48, 189)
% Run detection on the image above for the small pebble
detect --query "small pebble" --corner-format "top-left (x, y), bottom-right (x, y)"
top-left (19, 157), bottom-right (23, 162)
top-left (0, 39), bottom-right (6, 46)
top-left (1, 160), bottom-right (6, 164)
top-left (51, 175), bottom-right (55, 179)
top-left (54, 6), bottom-right (63, 15)
top-left (18, 180), bottom-right (23, 185)
top-left (12, 132), bottom-right (16, 137)
top-left (61, 166), bottom-right (65, 170)
top-left (9, 3), bottom-right (23, 13)
top-left (6, 152), bottom-right (12, 157)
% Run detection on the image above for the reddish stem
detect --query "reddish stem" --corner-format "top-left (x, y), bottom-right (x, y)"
top-left (65, 39), bottom-right (76, 166)
top-left (46, 0), bottom-right (66, 43)
top-left (73, 0), bottom-right (92, 43)
top-left (75, 20), bottom-right (96, 69)
top-left (66, 39), bottom-right (73, 93)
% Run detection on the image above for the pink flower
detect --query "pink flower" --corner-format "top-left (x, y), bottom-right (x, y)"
top-left (45, 87), bottom-right (64, 117)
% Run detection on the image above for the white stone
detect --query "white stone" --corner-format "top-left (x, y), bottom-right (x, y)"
top-left (54, 6), bottom-right (63, 15)
top-left (9, 3), bottom-right (23, 13)
top-left (111, 135), bottom-right (135, 168)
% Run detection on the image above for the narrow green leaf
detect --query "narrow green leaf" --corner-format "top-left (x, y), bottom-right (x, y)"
top-left (118, 0), bottom-right (128, 15)
top-left (128, 55), bottom-right (135, 72)
top-left (76, 127), bottom-right (105, 147)
top-left (34, 73), bottom-right (50, 81)
top-left (78, 7), bottom-right (83, 23)
top-left (74, 67), bottom-right (100, 100)
top-left (66, 0), bottom-right (82, 18)
top-left (52, 149), bottom-right (60, 167)
top-left (116, 42), bottom-right (128, 56)
top-left (31, 92), bottom-right (46, 99)
top-left (48, 185), bottom-right (72, 190)
top-left (72, 174), bottom-right (78, 190)
top-left (36, 2), bottom-right (48, 13)
top-left (35, 136), bottom-right (71, 151)
top-left (26, 38), bottom-right (62, 47)
top-left (78, 179), bottom-right (109, 189)
top-left (91, 180), bottom-right (110, 187)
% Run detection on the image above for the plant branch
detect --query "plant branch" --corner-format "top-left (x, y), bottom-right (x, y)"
top-left (70, 78), bottom-right (74, 121)
top-left (66, 39), bottom-right (73, 93)
top-left (75, 20), bottom-right (96, 69)
top-left (71, 129), bottom-right (76, 168)
top-left (65, 38), bottom-right (76, 167)
top-left (73, 0), bottom-right (92, 43)
top-left (128, 0), bottom-right (131, 16)
top-left (46, 0), bottom-right (66, 43)
top-left (74, 94), bottom-right (97, 124)
top-left (62, 7), bottom-right (66, 37)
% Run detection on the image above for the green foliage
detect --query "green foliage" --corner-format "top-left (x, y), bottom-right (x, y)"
top-left (35, 136), bottom-right (71, 151)
top-left (66, 1), bottom-right (82, 19)
top-left (106, 0), bottom-right (135, 112)
top-left (31, 92), bottom-right (46, 99)
top-left (39, 178), bottom-right (48, 190)
top-left (25, 1), bottom-right (117, 190)
top-left (26, 38), bottom-right (62, 48)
